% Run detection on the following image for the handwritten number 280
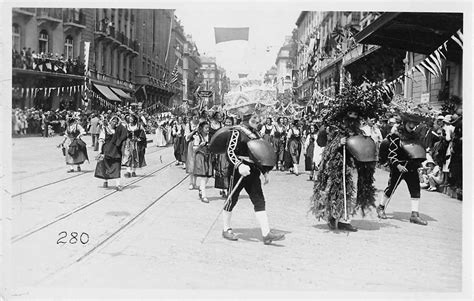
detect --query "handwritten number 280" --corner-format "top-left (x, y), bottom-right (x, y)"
top-left (57, 231), bottom-right (89, 244)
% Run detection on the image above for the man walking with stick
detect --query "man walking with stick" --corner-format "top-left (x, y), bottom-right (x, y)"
top-left (209, 107), bottom-right (285, 245)
top-left (376, 111), bottom-right (428, 225)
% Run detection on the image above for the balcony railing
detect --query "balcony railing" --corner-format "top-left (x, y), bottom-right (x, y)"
top-left (36, 8), bottom-right (62, 21)
top-left (63, 9), bottom-right (86, 27)
top-left (95, 23), bottom-right (139, 53)
top-left (89, 69), bottom-right (135, 90)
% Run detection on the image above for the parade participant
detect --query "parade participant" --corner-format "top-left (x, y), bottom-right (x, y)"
top-left (209, 111), bottom-right (223, 138)
top-left (303, 124), bottom-right (323, 181)
top-left (171, 116), bottom-right (186, 165)
top-left (218, 111), bottom-right (285, 245)
top-left (214, 116), bottom-right (233, 198)
top-left (58, 115), bottom-right (89, 173)
top-left (310, 83), bottom-right (389, 232)
top-left (155, 119), bottom-right (167, 147)
top-left (193, 121), bottom-right (213, 203)
top-left (271, 117), bottom-right (286, 171)
top-left (285, 119), bottom-right (302, 175)
top-left (260, 117), bottom-right (274, 145)
top-left (376, 111), bottom-right (429, 225)
top-left (89, 113), bottom-right (101, 151)
top-left (122, 114), bottom-right (147, 178)
top-left (185, 112), bottom-right (200, 189)
top-left (95, 115), bottom-right (128, 191)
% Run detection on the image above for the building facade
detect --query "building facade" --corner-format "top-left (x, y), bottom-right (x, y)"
top-left (12, 8), bottom-right (200, 113)
top-left (183, 34), bottom-right (202, 107)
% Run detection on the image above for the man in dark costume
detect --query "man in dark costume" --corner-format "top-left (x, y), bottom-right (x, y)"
top-left (310, 83), bottom-right (390, 232)
top-left (376, 111), bottom-right (428, 225)
top-left (217, 110), bottom-right (285, 245)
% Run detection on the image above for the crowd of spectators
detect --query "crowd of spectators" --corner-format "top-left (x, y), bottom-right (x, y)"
top-left (12, 47), bottom-right (85, 76)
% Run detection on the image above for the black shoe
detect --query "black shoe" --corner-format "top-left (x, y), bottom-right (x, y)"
top-left (131, 172), bottom-right (136, 177)
top-left (67, 169), bottom-right (74, 173)
top-left (222, 228), bottom-right (238, 241)
top-left (263, 231), bottom-right (285, 245)
top-left (376, 205), bottom-right (387, 219)
top-left (77, 166), bottom-right (81, 172)
top-left (103, 181), bottom-right (108, 188)
top-left (337, 222), bottom-right (358, 232)
top-left (116, 185), bottom-right (123, 191)
top-left (410, 212), bottom-right (428, 226)
top-left (124, 172), bottom-right (131, 178)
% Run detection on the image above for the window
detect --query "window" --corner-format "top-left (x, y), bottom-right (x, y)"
top-left (39, 30), bottom-right (49, 54)
top-left (12, 24), bottom-right (21, 52)
top-left (64, 35), bottom-right (73, 60)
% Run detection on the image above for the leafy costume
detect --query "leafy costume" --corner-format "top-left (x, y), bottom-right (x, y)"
top-left (309, 82), bottom-right (391, 227)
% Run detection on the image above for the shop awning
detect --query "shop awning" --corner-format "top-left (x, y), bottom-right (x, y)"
top-left (110, 87), bottom-right (132, 99)
top-left (354, 12), bottom-right (463, 56)
top-left (93, 83), bottom-right (122, 102)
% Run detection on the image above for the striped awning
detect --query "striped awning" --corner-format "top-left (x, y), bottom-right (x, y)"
top-left (110, 87), bottom-right (132, 99)
top-left (93, 83), bottom-right (121, 102)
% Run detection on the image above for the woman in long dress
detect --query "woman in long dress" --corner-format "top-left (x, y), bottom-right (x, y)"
top-left (214, 116), bottom-right (233, 198)
top-left (285, 119), bottom-right (302, 175)
top-left (58, 116), bottom-right (89, 172)
top-left (95, 115), bottom-right (128, 190)
top-left (271, 117), bottom-right (286, 170)
top-left (185, 113), bottom-right (200, 189)
top-left (172, 116), bottom-right (186, 165)
top-left (155, 119), bottom-right (167, 147)
top-left (193, 121), bottom-right (213, 203)
top-left (260, 117), bottom-right (274, 145)
top-left (122, 114), bottom-right (147, 178)
top-left (304, 124), bottom-right (324, 181)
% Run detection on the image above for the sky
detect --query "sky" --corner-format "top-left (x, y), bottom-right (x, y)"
top-left (175, 5), bottom-right (301, 80)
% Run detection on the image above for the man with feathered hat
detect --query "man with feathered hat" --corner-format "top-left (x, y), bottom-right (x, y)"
top-left (376, 108), bottom-right (428, 225)
top-left (310, 82), bottom-right (391, 231)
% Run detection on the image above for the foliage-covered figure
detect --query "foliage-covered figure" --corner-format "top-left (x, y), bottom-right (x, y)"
top-left (309, 82), bottom-right (391, 231)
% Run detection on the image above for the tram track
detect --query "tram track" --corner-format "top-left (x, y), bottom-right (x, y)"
top-left (12, 145), bottom-right (170, 198)
top-left (12, 156), bottom-right (178, 243)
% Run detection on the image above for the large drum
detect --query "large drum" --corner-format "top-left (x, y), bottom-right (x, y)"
top-left (208, 126), bottom-right (235, 154)
top-left (247, 139), bottom-right (277, 170)
top-left (346, 135), bottom-right (377, 162)
top-left (401, 142), bottom-right (426, 160)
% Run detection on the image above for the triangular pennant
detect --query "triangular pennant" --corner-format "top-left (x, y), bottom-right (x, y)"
top-left (437, 46), bottom-right (447, 60)
top-left (415, 65), bottom-right (427, 79)
top-left (433, 51), bottom-right (443, 74)
top-left (420, 60), bottom-right (436, 77)
top-left (426, 56), bottom-right (441, 77)
top-left (451, 33), bottom-right (463, 49)
top-left (456, 29), bottom-right (463, 43)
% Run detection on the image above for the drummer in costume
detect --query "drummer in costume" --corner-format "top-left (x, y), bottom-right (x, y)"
top-left (376, 110), bottom-right (428, 225)
top-left (310, 83), bottom-right (390, 231)
top-left (215, 107), bottom-right (285, 245)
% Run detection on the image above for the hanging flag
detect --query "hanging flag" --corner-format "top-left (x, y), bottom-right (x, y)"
top-left (57, 88), bottom-right (60, 96)
top-left (429, 53), bottom-right (442, 76)
top-left (437, 47), bottom-right (446, 60)
top-left (170, 60), bottom-right (180, 84)
top-left (214, 27), bottom-right (249, 44)
top-left (84, 41), bottom-right (90, 72)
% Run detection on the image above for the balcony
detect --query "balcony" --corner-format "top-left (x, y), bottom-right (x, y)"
top-left (12, 8), bottom-right (35, 17)
top-left (36, 8), bottom-right (62, 26)
top-left (136, 75), bottom-right (172, 92)
top-left (94, 23), bottom-right (139, 56)
top-left (63, 9), bottom-right (86, 30)
top-left (89, 69), bottom-right (135, 90)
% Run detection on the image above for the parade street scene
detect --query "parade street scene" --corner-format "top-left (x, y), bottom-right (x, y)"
top-left (4, 3), bottom-right (471, 300)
